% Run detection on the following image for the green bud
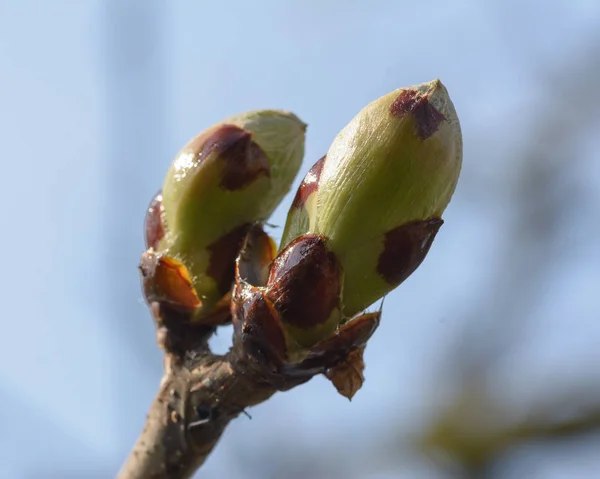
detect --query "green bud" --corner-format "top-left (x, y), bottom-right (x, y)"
top-left (155, 110), bottom-right (306, 314)
top-left (281, 79), bottom-right (462, 318)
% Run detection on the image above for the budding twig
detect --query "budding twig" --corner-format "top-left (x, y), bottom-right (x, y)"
top-left (117, 307), bottom-right (310, 479)
top-left (118, 80), bottom-right (462, 478)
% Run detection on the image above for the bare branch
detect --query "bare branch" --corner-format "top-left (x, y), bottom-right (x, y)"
top-left (117, 336), bottom-right (309, 479)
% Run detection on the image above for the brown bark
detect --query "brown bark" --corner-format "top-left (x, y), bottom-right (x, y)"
top-left (120, 225), bottom-right (375, 478)
top-left (117, 336), bottom-right (311, 479)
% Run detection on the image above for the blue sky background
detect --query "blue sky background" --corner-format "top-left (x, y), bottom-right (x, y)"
top-left (1, 1), bottom-right (600, 477)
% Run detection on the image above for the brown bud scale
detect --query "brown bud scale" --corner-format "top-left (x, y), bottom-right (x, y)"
top-left (140, 252), bottom-right (201, 310)
top-left (236, 225), bottom-right (277, 287)
top-left (266, 234), bottom-right (341, 329)
top-left (297, 311), bottom-right (381, 372)
top-left (206, 223), bottom-right (253, 297)
top-left (234, 286), bottom-right (287, 366)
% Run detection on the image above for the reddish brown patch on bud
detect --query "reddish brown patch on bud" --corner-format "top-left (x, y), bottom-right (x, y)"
top-left (291, 155), bottom-right (326, 209)
top-left (140, 252), bottom-right (201, 310)
top-left (196, 124), bottom-right (270, 190)
top-left (232, 285), bottom-right (287, 366)
top-left (377, 218), bottom-right (443, 285)
top-left (206, 223), bottom-right (253, 297)
top-left (389, 89), bottom-right (446, 140)
top-left (266, 234), bottom-right (341, 328)
top-left (145, 191), bottom-right (165, 250)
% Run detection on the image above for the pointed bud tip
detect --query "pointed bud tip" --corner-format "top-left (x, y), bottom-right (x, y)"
top-left (388, 79), bottom-right (456, 140)
top-left (274, 110), bottom-right (307, 132)
top-left (224, 109), bottom-right (307, 133)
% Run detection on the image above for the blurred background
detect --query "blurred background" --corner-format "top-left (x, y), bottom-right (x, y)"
top-left (2, 1), bottom-right (599, 477)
